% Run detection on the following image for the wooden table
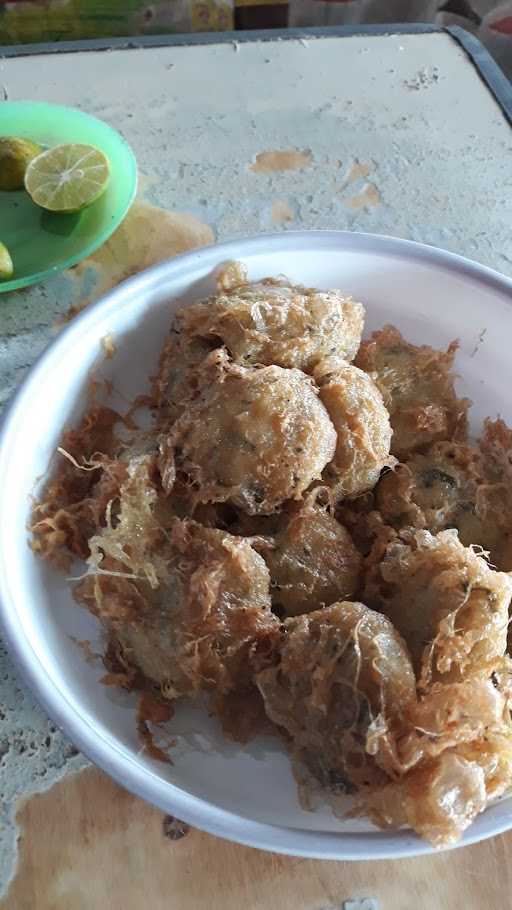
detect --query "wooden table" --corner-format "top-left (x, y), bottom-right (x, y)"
top-left (5, 767), bottom-right (512, 910)
top-left (1, 26), bottom-right (512, 908)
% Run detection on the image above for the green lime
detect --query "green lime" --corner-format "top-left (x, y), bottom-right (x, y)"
top-left (0, 242), bottom-right (14, 279)
top-left (0, 137), bottom-right (43, 191)
top-left (24, 143), bottom-right (110, 213)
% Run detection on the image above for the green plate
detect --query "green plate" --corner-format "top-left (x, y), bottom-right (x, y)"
top-left (0, 101), bottom-right (137, 293)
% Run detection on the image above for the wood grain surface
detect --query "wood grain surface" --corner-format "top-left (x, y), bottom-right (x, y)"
top-left (2, 766), bottom-right (510, 910)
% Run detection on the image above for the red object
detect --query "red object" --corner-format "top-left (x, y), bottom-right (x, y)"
top-left (489, 15), bottom-right (512, 34)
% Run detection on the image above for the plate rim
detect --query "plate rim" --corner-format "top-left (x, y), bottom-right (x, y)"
top-left (1, 229), bottom-right (512, 860)
top-left (0, 100), bottom-right (138, 293)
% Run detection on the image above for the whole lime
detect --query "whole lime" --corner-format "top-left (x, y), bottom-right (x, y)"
top-left (0, 242), bottom-right (14, 279)
top-left (0, 137), bottom-right (43, 191)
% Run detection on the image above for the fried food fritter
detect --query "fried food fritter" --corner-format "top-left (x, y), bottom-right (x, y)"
top-left (365, 729), bottom-right (512, 847)
top-left (364, 528), bottom-right (512, 685)
top-left (161, 350), bottom-right (337, 514)
top-left (176, 271), bottom-right (365, 371)
top-left (152, 268), bottom-right (364, 425)
top-left (360, 671), bottom-right (512, 846)
top-left (338, 415), bottom-right (512, 570)
top-left (376, 434), bottom-right (512, 572)
top-left (376, 441), bottom-right (484, 537)
top-left (256, 602), bottom-right (416, 793)
top-left (313, 357), bottom-right (394, 499)
top-left (264, 493), bottom-right (362, 617)
top-left (364, 746), bottom-right (483, 847)
top-left (355, 325), bottom-right (469, 458)
top-left (75, 456), bottom-right (280, 699)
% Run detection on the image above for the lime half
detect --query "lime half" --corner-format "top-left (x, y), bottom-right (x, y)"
top-left (0, 137), bottom-right (43, 191)
top-left (0, 242), bottom-right (14, 279)
top-left (24, 143), bottom-right (110, 213)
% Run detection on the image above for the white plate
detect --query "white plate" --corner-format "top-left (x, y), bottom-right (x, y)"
top-left (1, 231), bottom-right (512, 861)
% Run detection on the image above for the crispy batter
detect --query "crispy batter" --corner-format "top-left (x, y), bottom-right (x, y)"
top-left (364, 751), bottom-right (486, 847)
top-left (364, 528), bottom-right (512, 686)
top-left (151, 333), bottom-right (214, 425)
top-left (75, 457), bottom-right (279, 698)
top-left (376, 441), bottom-right (485, 538)
top-left (177, 273), bottom-right (365, 371)
top-left (216, 260), bottom-right (248, 291)
top-left (397, 678), bottom-right (510, 769)
top-left (336, 491), bottom-right (388, 556)
top-left (355, 325), bottom-right (469, 458)
top-left (161, 350), bottom-right (337, 514)
top-left (359, 670), bottom-right (512, 846)
top-left (129, 523), bottom-right (278, 697)
top-left (256, 602), bottom-right (416, 793)
top-left (364, 732), bottom-right (512, 847)
top-left (151, 268), bottom-right (364, 424)
top-left (475, 419), bottom-right (512, 571)
top-left (404, 750), bottom-right (487, 846)
top-left (471, 483), bottom-right (512, 573)
top-left (376, 434), bottom-right (512, 571)
top-left (313, 357), bottom-right (394, 499)
top-left (30, 407), bottom-right (127, 568)
top-left (264, 492), bottom-right (362, 617)
top-left (480, 416), bottom-right (512, 482)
